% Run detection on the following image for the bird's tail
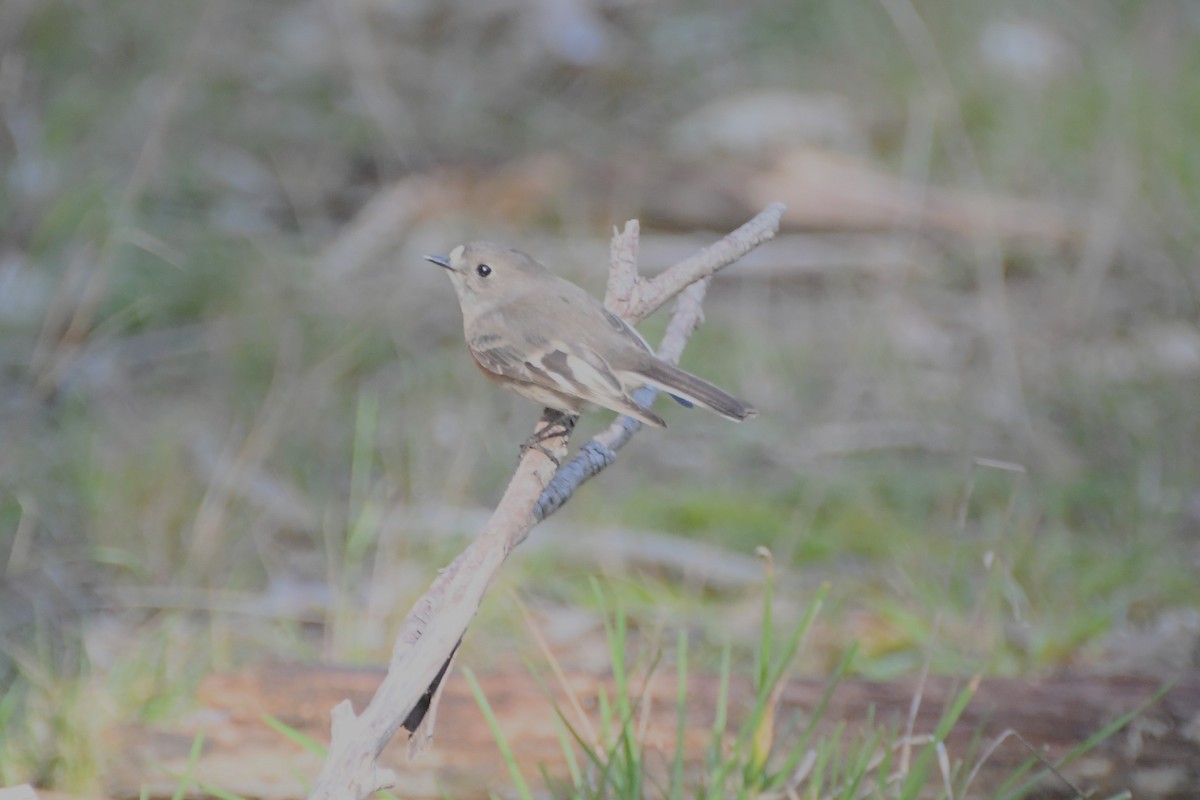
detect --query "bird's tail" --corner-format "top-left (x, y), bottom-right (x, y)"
top-left (633, 359), bottom-right (757, 422)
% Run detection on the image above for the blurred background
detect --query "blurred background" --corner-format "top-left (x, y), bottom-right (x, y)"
top-left (2, 0), bottom-right (1199, 792)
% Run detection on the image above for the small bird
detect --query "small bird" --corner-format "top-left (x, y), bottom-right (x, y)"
top-left (427, 242), bottom-right (757, 428)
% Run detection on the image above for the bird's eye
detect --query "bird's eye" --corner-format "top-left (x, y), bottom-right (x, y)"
top-left (476, 264), bottom-right (492, 277)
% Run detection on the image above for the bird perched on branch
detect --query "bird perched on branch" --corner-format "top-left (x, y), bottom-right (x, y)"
top-left (427, 242), bottom-right (756, 428)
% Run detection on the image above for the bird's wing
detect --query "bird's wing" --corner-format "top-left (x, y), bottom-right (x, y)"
top-left (467, 333), bottom-right (541, 383)
top-left (468, 330), bottom-right (665, 427)
top-left (598, 306), bottom-right (654, 354)
top-left (469, 331), bottom-right (623, 402)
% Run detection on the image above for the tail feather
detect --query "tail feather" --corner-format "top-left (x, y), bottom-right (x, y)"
top-left (632, 359), bottom-right (757, 422)
top-left (615, 396), bottom-right (667, 428)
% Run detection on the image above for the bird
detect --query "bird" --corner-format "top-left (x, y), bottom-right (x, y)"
top-left (426, 241), bottom-right (756, 428)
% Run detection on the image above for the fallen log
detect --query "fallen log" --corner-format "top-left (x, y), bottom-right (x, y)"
top-left (108, 663), bottom-right (1199, 799)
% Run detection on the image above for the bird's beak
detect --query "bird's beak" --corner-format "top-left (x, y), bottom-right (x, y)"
top-left (424, 254), bottom-right (452, 270)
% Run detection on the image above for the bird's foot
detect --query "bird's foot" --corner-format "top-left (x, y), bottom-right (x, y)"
top-left (519, 409), bottom-right (578, 467)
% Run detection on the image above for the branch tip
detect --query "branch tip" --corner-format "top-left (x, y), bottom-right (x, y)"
top-left (330, 699), bottom-right (357, 739)
top-left (373, 768), bottom-right (400, 791)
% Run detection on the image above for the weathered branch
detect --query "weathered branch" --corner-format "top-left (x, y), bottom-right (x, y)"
top-left (309, 416), bottom-right (568, 798)
top-left (614, 201), bottom-right (785, 323)
top-left (604, 219), bottom-right (641, 312)
top-left (307, 204), bottom-right (783, 799)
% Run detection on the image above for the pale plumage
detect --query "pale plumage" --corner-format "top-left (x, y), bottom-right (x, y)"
top-left (427, 242), bottom-right (756, 428)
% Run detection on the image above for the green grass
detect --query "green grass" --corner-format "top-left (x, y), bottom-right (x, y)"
top-left (482, 574), bottom-right (846, 799)
top-left (472, 566), bottom-right (1142, 799)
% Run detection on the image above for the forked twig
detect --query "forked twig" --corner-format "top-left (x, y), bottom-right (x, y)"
top-left (307, 203), bottom-right (784, 800)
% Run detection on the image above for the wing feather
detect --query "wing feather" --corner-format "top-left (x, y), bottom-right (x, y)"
top-left (468, 333), bottom-right (664, 427)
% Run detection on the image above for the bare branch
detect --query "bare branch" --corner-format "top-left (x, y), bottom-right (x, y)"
top-left (604, 219), bottom-right (641, 312)
top-left (308, 420), bottom-right (567, 799)
top-left (308, 203), bottom-right (783, 799)
top-left (621, 201), bottom-right (785, 323)
top-left (655, 278), bottom-right (710, 364)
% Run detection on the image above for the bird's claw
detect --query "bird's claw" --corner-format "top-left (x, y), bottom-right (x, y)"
top-left (518, 409), bottom-right (578, 467)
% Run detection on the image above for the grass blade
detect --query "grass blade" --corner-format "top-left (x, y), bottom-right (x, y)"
top-left (670, 628), bottom-right (688, 800)
top-left (898, 676), bottom-right (978, 799)
top-left (262, 713), bottom-right (327, 756)
top-left (169, 730), bottom-right (205, 800)
top-left (464, 667), bottom-right (535, 800)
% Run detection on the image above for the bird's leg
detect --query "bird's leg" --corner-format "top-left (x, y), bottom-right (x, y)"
top-left (519, 409), bottom-right (578, 467)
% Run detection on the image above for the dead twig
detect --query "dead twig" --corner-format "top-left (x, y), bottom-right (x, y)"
top-left (607, 201), bottom-right (786, 323)
top-left (307, 203), bottom-right (783, 800)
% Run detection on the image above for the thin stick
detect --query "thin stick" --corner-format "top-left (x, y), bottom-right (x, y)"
top-left (605, 219), bottom-right (642, 312)
top-left (620, 202), bottom-right (785, 323)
